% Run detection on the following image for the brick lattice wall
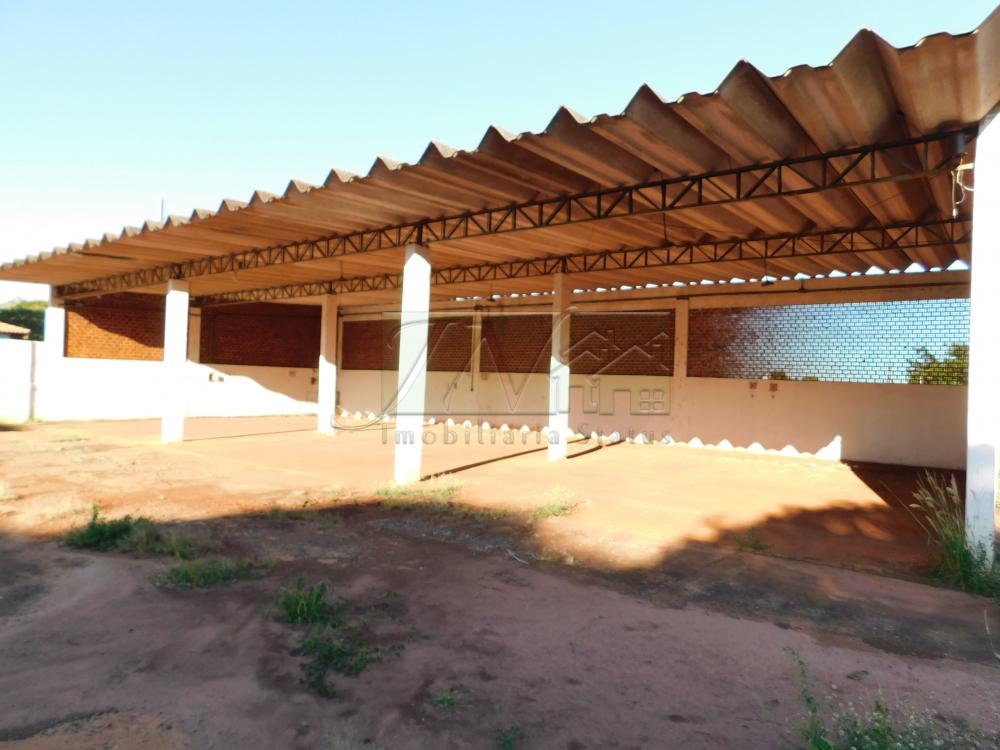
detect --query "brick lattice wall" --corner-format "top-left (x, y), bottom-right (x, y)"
top-left (342, 317), bottom-right (473, 371)
top-left (687, 299), bottom-right (970, 383)
top-left (480, 315), bottom-right (551, 373)
top-left (341, 312), bottom-right (675, 376)
top-left (65, 293), bottom-right (165, 360)
top-left (200, 303), bottom-right (321, 368)
top-left (569, 312), bottom-right (675, 376)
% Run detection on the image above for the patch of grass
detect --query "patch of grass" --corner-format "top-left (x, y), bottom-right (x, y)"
top-left (64, 506), bottom-right (145, 551)
top-left (495, 725), bottom-right (523, 750)
top-left (734, 527), bottom-right (772, 553)
top-left (378, 491), bottom-right (509, 522)
top-left (788, 648), bottom-right (997, 749)
top-left (375, 479), bottom-right (462, 504)
top-left (529, 501), bottom-right (577, 520)
top-left (273, 577), bottom-right (407, 699)
top-left (907, 472), bottom-right (1000, 597)
top-left (117, 518), bottom-right (219, 559)
top-left (275, 576), bottom-right (349, 626)
top-left (295, 625), bottom-right (401, 698)
top-left (157, 557), bottom-right (272, 589)
top-left (430, 685), bottom-right (465, 709)
top-left (64, 506), bottom-right (220, 559)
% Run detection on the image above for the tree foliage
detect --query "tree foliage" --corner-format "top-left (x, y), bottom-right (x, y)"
top-left (906, 343), bottom-right (968, 385)
top-left (0, 300), bottom-right (45, 341)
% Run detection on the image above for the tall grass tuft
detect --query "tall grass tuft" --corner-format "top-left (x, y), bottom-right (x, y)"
top-left (64, 506), bottom-right (144, 551)
top-left (907, 472), bottom-right (1000, 597)
top-left (788, 648), bottom-right (998, 750)
top-left (63, 506), bottom-right (219, 559)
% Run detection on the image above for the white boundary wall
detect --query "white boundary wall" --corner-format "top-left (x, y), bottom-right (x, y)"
top-left (0, 341), bottom-right (317, 423)
top-left (0, 339), bottom-right (36, 423)
top-left (0, 339), bottom-right (966, 468)
top-left (338, 368), bottom-right (966, 469)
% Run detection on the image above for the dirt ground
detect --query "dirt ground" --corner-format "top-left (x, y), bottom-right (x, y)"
top-left (0, 418), bottom-right (998, 749)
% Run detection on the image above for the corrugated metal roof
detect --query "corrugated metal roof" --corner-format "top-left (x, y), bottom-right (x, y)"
top-left (1, 7), bottom-right (997, 304)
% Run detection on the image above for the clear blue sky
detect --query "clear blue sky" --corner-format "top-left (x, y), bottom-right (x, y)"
top-left (1, 0), bottom-right (995, 301)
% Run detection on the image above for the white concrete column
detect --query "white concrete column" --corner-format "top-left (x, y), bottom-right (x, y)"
top-left (44, 289), bottom-right (66, 359)
top-left (966, 112), bottom-right (1000, 563)
top-left (161, 279), bottom-right (190, 444)
top-left (548, 273), bottom-right (573, 460)
top-left (673, 299), bottom-right (689, 379)
top-left (393, 244), bottom-right (431, 484)
top-left (187, 310), bottom-right (201, 363)
top-left (470, 308), bottom-right (483, 391)
top-left (317, 295), bottom-right (339, 433)
top-left (671, 298), bottom-right (689, 426)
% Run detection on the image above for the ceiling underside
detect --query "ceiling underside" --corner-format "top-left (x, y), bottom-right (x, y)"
top-left (1, 7), bottom-right (997, 305)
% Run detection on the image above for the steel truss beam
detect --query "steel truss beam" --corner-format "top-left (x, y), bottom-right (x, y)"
top-left (193, 219), bottom-right (970, 306)
top-left (56, 129), bottom-right (974, 299)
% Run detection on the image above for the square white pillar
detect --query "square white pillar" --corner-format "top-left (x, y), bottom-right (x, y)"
top-left (470, 308), bottom-right (483, 390)
top-left (187, 311), bottom-right (201, 363)
top-left (966, 113), bottom-right (1000, 563)
top-left (393, 244), bottom-right (431, 484)
top-left (161, 279), bottom-right (190, 444)
top-left (672, 298), bottom-right (689, 380)
top-left (548, 273), bottom-right (572, 461)
top-left (317, 295), bottom-right (339, 433)
top-left (44, 288), bottom-right (66, 359)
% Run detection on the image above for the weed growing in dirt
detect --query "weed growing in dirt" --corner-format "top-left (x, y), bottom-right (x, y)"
top-left (157, 558), bottom-right (272, 589)
top-left (529, 501), bottom-right (577, 520)
top-left (295, 625), bottom-right (402, 698)
top-left (788, 648), bottom-right (998, 749)
top-left (378, 493), bottom-right (509, 522)
top-left (907, 472), bottom-right (1000, 597)
top-left (430, 686), bottom-right (465, 709)
top-left (495, 725), bottom-right (523, 750)
top-left (275, 577), bottom-right (349, 626)
top-left (273, 577), bottom-right (407, 699)
top-left (64, 506), bottom-right (145, 551)
top-left (64, 506), bottom-right (221, 560)
top-left (376, 480), bottom-right (462, 504)
top-left (734, 528), bottom-right (772, 553)
top-left (375, 480), bottom-right (511, 521)
top-left (118, 519), bottom-right (219, 559)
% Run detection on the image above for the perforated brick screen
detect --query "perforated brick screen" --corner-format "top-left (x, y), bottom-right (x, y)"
top-left (687, 298), bottom-right (969, 384)
top-left (65, 293), bottom-right (165, 360)
top-left (342, 317), bottom-right (473, 371)
top-left (480, 315), bottom-right (551, 374)
top-left (200, 303), bottom-right (320, 368)
top-left (344, 312), bottom-right (676, 377)
top-left (570, 312), bottom-right (675, 376)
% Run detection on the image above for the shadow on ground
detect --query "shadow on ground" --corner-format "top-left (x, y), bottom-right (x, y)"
top-left (0, 447), bottom-right (996, 750)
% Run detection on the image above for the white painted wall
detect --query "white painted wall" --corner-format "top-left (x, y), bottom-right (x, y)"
top-left (337, 368), bottom-right (965, 468)
top-left (669, 377), bottom-right (966, 469)
top-left (0, 339), bottom-right (35, 423)
top-left (1, 342), bottom-right (966, 468)
top-left (1, 349), bottom-right (319, 423)
top-left (338, 370), bottom-right (670, 429)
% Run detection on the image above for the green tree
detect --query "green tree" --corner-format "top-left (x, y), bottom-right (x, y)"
top-left (0, 300), bottom-right (46, 341)
top-left (907, 343), bottom-right (969, 385)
